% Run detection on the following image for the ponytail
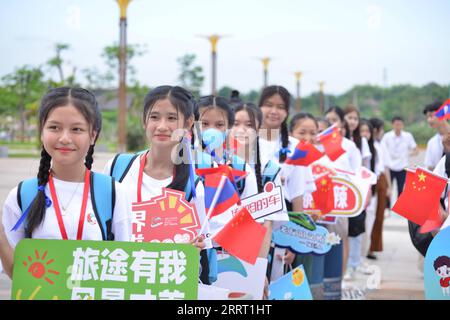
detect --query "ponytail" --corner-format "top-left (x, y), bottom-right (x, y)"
top-left (279, 120), bottom-right (289, 163)
top-left (84, 145), bottom-right (95, 170)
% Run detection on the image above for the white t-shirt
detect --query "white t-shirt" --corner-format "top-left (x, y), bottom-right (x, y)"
top-left (2, 178), bottom-right (132, 248)
top-left (103, 155), bottom-right (212, 242)
top-left (373, 141), bottom-right (385, 177)
top-left (321, 137), bottom-right (362, 173)
top-left (259, 136), bottom-right (316, 202)
top-left (425, 133), bottom-right (444, 170)
top-left (381, 130), bottom-right (417, 171)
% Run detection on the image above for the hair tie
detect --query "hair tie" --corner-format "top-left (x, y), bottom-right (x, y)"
top-left (37, 185), bottom-right (52, 207)
top-left (38, 186), bottom-right (45, 192)
top-left (278, 147), bottom-right (291, 156)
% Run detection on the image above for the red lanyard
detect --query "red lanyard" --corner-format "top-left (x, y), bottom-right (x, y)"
top-left (137, 151), bottom-right (149, 203)
top-left (48, 170), bottom-right (91, 240)
top-left (137, 150), bottom-right (175, 202)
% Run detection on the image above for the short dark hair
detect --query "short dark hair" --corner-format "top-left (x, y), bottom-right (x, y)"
top-left (423, 100), bottom-right (444, 115)
top-left (434, 256), bottom-right (450, 270)
top-left (391, 116), bottom-right (404, 123)
top-left (369, 117), bottom-right (384, 130)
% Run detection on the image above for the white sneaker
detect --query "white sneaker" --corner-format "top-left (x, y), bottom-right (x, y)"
top-left (344, 267), bottom-right (356, 280)
top-left (356, 263), bottom-right (375, 275)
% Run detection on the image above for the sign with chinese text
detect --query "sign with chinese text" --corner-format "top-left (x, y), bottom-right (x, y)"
top-left (272, 220), bottom-right (341, 255)
top-left (132, 188), bottom-right (200, 243)
top-left (12, 239), bottom-right (199, 300)
top-left (303, 164), bottom-right (374, 218)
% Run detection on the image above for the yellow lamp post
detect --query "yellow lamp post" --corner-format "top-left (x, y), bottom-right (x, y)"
top-left (319, 81), bottom-right (325, 115)
top-left (116, 0), bottom-right (131, 153)
top-left (294, 71), bottom-right (302, 112)
top-left (200, 34), bottom-right (224, 95)
top-left (260, 57), bottom-right (271, 88)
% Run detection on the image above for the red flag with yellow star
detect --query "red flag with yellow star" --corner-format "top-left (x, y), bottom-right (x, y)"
top-left (312, 174), bottom-right (335, 215)
top-left (317, 125), bottom-right (346, 161)
top-left (392, 168), bottom-right (447, 226)
top-left (213, 207), bottom-right (267, 264)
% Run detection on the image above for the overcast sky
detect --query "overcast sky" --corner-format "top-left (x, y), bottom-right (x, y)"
top-left (1, 0), bottom-right (449, 96)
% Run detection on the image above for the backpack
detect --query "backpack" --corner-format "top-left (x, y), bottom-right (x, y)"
top-left (262, 160), bottom-right (281, 185)
top-left (110, 152), bottom-right (200, 202)
top-left (18, 172), bottom-right (116, 240)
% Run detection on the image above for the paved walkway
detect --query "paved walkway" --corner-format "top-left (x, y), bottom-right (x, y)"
top-left (0, 151), bottom-right (427, 300)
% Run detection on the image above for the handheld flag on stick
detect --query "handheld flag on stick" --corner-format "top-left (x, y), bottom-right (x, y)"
top-left (312, 174), bottom-right (335, 215)
top-left (285, 140), bottom-right (324, 166)
top-left (317, 125), bottom-right (345, 161)
top-left (213, 207), bottom-right (267, 264)
top-left (434, 99), bottom-right (450, 121)
top-left (392, 168), bottom-right (447, 231)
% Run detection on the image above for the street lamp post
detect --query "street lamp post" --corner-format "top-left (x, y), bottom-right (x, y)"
top-left (116, 0), bottom-right (131, 153)
top-left (294, 71), bottom-right (302, 113)
top-left (260, 57), bottom-right (270, 88)
top-left (319, 81), bottom-right (325, 115)
top-left (200, 34), bottom-right (222, 95)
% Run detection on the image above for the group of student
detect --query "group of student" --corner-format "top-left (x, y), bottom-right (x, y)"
top-left (0, 83), bottom-right (446, 300)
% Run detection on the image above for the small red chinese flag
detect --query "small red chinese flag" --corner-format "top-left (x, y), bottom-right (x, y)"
top-left (312, 174), bottom-right (335, 215)
top-left (392, 169), bottom-right (447, 226)
top-left (213, 207), bottom-right (267, 265)
top-left (318, 126), bottom-right (346, 161)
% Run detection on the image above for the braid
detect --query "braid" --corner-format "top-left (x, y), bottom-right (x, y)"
top-left (167, 142), bottom-right (190, 192)
top-left (26, 148), bottom-right (52, 237)
top-left (255, 136), bottom-right (263, 193)
top-left (279, 120), bottom-right (289, 163)
top-left (84, 145), bottom-right (95, 170)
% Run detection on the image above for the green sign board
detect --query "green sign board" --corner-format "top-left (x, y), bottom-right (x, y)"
top-left (12, 239), bottom-right (199, 300)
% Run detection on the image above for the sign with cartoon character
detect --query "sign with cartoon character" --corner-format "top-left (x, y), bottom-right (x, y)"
top-left (131, 188), bottom-right (200, 243)
top-left (271, 213), bottom-right (341, 255)
top-left (425, 226), bottom-right (450, 300)
top-left (268, 265), bottom-right (312, 300)
top-left (12, 239), bottom-right (199, 300)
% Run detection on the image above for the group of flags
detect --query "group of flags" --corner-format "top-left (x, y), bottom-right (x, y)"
top-left (285, 125), bottom-right (346, 166)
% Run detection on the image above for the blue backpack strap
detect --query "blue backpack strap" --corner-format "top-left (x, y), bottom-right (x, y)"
top-left (262, 160), bottom-right (281, 185)
top-left (90, 172), bottom-right (115, 241)
top-left (230, 155), bottom-right (246, 196)
top-left (17, 178), bottom-right (39, 238)
top-left (207, 248), bottom-right (218, 284)
top-left (110, 152), bottom-right (141, 182)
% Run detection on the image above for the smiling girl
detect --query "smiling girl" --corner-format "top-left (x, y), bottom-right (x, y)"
top-left (0, 87), bottom-right (132, 278)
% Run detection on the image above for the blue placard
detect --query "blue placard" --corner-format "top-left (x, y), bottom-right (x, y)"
top-left (268, 265), bottom-right (312, 300)
top-left (424, 226), bottom-right (450, 300)
top-left (272, 221), bottom-right (340, 255)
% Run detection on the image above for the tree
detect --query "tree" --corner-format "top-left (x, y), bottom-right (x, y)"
top-left (177, 54), bottom-right (204, 98)
top-left (47, 43), bottom-right (76, 85)
top-left (1, 65), bottom-right (47, 142)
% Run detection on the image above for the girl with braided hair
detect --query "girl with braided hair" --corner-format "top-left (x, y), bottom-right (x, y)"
top-left (257, 85), bottom-right (316, 283)
top-left (0, 87), bottom-right (132, 278)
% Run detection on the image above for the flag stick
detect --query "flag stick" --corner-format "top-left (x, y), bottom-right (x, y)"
top-left (198, 174), bottom-right (228, 237)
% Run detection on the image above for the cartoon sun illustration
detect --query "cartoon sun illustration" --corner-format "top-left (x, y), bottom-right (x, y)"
top-left (22, 250), bottom-right (60, 285)
top-left (292, 267), bottom-right (305, 286)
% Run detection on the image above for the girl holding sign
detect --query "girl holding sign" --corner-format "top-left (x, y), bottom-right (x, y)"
top-left (257, 86), bottom-right (316, 283)
top-left (102, 86), bottom-right (208, 280)
top-left (0, 87), bottom-right (132, 278)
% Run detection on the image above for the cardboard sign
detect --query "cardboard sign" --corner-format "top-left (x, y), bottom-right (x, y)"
top-left (268, 265), bottom-right (312, 300)
top-left (12, 239), bottom-right (199, 300)
top-left (303, 164), bottom-right (373, 218)
top-left (272, 220), bottom-right (341, 255)
top-left (212, 252), bottom-right (267, 300)
top-left (132, 188), bottom-right (200, 243)
top-left (424, 227), bottom-right (450, 300)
